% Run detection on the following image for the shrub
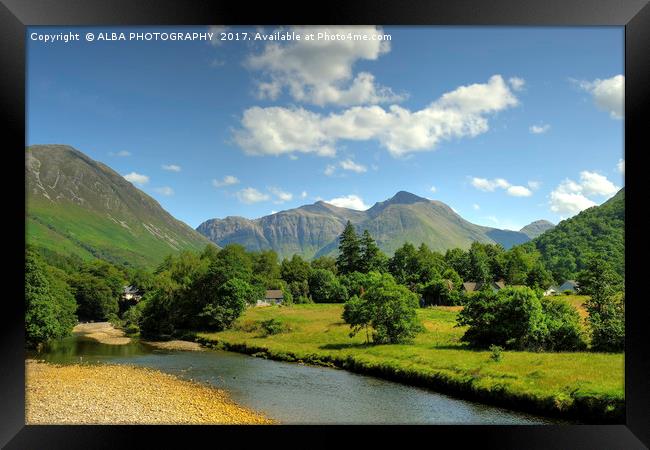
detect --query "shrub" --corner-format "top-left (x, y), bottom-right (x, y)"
top-left (457, 286), bottom-right (586, 351)
top-left (259, 318), bottom-right (288, 336)
top-left (489, 344), bottom-right (503, 362)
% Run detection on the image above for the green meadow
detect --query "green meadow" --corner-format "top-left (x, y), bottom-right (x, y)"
top-left (197, 302), bottom-right (624, 423)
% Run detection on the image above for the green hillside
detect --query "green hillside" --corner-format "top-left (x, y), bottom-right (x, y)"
top-left (526, 188), bottom-right (624, 281)
top-left (26, 145), bottom-right (213, 268)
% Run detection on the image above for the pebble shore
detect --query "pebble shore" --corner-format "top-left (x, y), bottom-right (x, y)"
top-left (25, 360), bottom-right (274, 424)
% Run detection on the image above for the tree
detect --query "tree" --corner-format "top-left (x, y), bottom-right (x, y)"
top-left (343, 273), bottom-right (422, 344)
top-left (358, 230), bottom-right (387, 273)
top-left (468, 242), bottom-right (491, 284)
top-left (206, 244), bottom-right (253, 287)
top-left (342, 295), bottom-right (372, 343)
top-left (420, 278), bottom-right (462, 306)
top-left (578, 258), bottom-right (625, 352)
top-left (25, 250), bottom-right (77, 348)
top-left (336, 221), bottom-right (361, 274)
top-left (69, 273), bottom-right (118, 321)
top-left (281, 254), bottom-right (312, 284)
top-left (311, 256), bottom-right (338, 275)
top-left (388, 243), bottom-right (421, 287)
top-left (254, 250), bottom-right (281, 284)
top-left (308, 269), bottom-right (348, 303)
top-left (198, 278), bottom-right (254, 330)
top-left (445, 248), bottom-right (471, 280)
top-left (442, 268), bottom-right (463, 290)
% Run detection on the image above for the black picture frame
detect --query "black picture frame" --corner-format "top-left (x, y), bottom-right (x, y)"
top-left (1, 0), bottom-right (648, 448)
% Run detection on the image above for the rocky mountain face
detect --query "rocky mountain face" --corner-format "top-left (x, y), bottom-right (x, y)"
top-left (198, 191), bottom-right (538, 259)
top-left (26, 144), bottom-right (213, 267)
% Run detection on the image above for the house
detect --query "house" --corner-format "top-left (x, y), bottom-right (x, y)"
top-left (461, 279), bottom-right (506, 294)
top-left (544, 286), bottom-right (560, 296)
top-left (256, 289), bottom-right (284, 307)
top-left (122, 285), bottom-right (142, 302)
top-left (558, 280), bottom-right (579, 293)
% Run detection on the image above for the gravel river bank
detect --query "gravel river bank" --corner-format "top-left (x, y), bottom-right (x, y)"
top-left (25, 360), bottom-right (273, 424)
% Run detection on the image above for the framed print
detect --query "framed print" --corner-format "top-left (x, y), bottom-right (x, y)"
top-left (1, 0), bottom-right (648, 448)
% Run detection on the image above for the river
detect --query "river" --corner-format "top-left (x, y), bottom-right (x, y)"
top-left (31, 333), bottom-right (565, 425)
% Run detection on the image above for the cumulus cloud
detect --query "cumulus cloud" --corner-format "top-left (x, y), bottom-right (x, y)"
top-left (576, 74), bottom-right (624, 119)
top-left (234, 74), bottom-right (520, 158)
top-left (470, 177), bottom-right (532, 197)
top-left (529, 124), bottom-right (550, 134)
top-left (246, 26), bottom-right (403, 107)
top-left (236, 187), bottom-right (270, 204)
top-left (528, 180), bottom-right (541, 190)
top-left (324, 164), bottom-right (336, 176)
top-left (212, 175), bottom-right (240, 187)
top-left (109, 150), bottom-right (131, 157)
top-left (154, 186), bottom-right (174, 196)
top-left (617, 159), bottom-right (625, 175)
top-left (301, 191), bottom-right (308, 199)
top-left (123, 172), bottom-right (149, 186)
top-left (430, 186), bottom-right (437, 193)
top-left (325, 194), bottom-right (369, 210)
top-left (268, 186), bottom-right (293, 203)
top-left (549, 171), bottom-right (620, 215)
top-left (508, 77), bottom-right (525, 91)
top-left (162, 164), bottom-right (181, 172)
top-left (339, 159), bottom-right (367, 173)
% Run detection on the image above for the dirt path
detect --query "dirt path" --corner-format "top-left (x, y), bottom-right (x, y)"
top-left (25, 360), bottom-right (274, 424)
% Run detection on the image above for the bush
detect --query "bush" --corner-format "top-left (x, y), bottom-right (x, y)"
top-left (259, 318), bottom-right (288, 336)
top-left (308, 269), bottom-right (348, 303)
top-left (588, 294), bottom-right (625, 352)
top-left (489, 345), bottom-right (503, 362)
top-left (457, 286), bottom-right (586, 351)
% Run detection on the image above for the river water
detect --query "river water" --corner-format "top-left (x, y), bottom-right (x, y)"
top-left (32, 333), bottom-right (564, 425)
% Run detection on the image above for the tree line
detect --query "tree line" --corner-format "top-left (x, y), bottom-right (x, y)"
top-left (25, 220), bottom-right (624, 352)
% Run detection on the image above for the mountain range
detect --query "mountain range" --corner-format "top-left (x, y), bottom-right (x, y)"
top-left (26, 145), bottom-right (212, 267)
top-left (197, 190), bottom-right (555, 259)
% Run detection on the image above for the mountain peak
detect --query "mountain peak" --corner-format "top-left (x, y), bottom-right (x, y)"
top-left (389, 191), bottom-right (429, 204)
top-left (519, 220), bottom-right (556, 239)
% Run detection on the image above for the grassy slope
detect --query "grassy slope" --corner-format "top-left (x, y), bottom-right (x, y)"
top-left (197, 303), bottom-right (623, 422)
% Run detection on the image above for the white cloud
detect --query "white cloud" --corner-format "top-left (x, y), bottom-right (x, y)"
top-left (154, 186), bottom-right (174, 196)
top-left (508, 77), bottom-right (525, 91)
top-left (123, 172), bottom-right (149, 186)
top-left (506, 185), bottom-right (532, 197)
top-left (109, 150), bottom-right (131, 157)
top-left (268, 186), bottom-right (293, 203)
top-left (579, 170), bottom-right (619, 197)
top-left (473, 203), bottom-right (480, 210)
top-left (617, 159), bottom-right (625, 175)
top-left (234, 74), bottom-right (519, 158)
top-left (339, 159), bottom-right (367, 173)
top-left (212, 175), bottom-right (240, 187)
top-left (246, 26), bottom-right (403, 107)
top-left (208, 26), bottom-right (228, 46)
top-left (236, 187), bottom-right (270, 204)
top-left (529, 124), bottom-right (550, 134)
top-left (430, 186), bottom-right (437, 193)
top-left (324, 164), bottom-right (336, 176)
top-left (301, 191), bottom-right (308, 199)
top-left (471, 176), bottom-right (532, 197)
top-left (549, 171), bottom-right (619, 215)
top-left (528, 180), bottom-right (541, 190)
top-left (162, 164), bottom-right (181, 172)
top-left (577, 74), bottom-right (624, 119)
top-left (325, 194), bottom-right (369, 210)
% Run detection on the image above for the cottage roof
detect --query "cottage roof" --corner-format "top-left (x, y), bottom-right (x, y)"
top-left (123, 285), bottom-right (140, 295)
top-left (265, 289), bottom-right (284, 299)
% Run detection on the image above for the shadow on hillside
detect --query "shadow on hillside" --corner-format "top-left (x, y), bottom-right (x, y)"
top-left (319, 342), bottom-right (374, 350)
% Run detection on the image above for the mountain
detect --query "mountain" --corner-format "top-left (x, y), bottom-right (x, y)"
top-left (26, 144), bottom-right (213, 268)
top-left (525, 188), bottom-right (624, 281)
top-left (519, 220), bottom-right (556, 239)
top-left (197, 191), bottom-right (533, 259)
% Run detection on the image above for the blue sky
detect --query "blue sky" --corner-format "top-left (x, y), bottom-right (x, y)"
top-left (27, 26), bottom-right (624, 229)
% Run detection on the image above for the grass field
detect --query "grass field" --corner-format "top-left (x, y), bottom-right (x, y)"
top-left (196, 302), bottom-right (623, 423)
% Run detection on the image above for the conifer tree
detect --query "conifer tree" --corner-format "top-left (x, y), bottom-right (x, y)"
top-left (337, 221), bottom-right (361, 274)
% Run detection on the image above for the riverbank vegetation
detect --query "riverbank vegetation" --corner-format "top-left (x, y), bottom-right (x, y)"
top-left (196, 303), bottom-right (623, 422)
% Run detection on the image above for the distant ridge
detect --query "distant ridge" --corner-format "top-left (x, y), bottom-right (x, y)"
top-left (198, 191), bottom-right (540, 259)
